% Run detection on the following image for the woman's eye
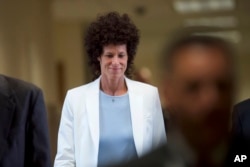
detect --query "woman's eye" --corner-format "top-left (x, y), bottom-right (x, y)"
top-left (106, 55), bottom-right (113, 58)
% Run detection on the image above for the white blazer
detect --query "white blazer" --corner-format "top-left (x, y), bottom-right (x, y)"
top-left (54, 77), bottom-right (167, 167)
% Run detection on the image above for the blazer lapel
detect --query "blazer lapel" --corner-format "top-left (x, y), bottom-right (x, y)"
top-left (0, 76), bottom-right (16, 161)
top-left (86, 77), bottom-right (100, 154)
top-left (125, 78), bottom-right (144, 157)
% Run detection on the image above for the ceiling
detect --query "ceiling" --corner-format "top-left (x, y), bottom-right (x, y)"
top-left (52, 0), bottom-right (250, 54)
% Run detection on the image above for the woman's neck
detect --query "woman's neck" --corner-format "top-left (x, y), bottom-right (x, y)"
top-left (100, 76), bottom-right (127, 96)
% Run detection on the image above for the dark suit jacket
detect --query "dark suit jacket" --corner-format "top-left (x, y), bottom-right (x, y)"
top-left (0, 75), bottom-right (51, 167)
top-left (232, 99), bottom-right (250, 142)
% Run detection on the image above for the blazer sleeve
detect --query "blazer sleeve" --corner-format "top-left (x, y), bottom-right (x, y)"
top-left (152, 88), bottom-right (167, 149)
top-left (54, 92), bottom-right (76, 167)
top-left (26, 88), bottom-right (51, 167)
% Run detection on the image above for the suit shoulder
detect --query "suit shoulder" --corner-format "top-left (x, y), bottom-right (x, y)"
top-left (0, 75), bottom-right (43, 106)
top-left (3, 75), bottom-right (41, 93)
top-left (234, 99), bottom-right (250, 112)
top-left (128, 79), bottom-right (157, 92)
top-left (66, 81), bottom-right (95, 98)
top-left (233, 98), bottom-right (250, 119)
top-left (235, 99), bottom-right (250, 108)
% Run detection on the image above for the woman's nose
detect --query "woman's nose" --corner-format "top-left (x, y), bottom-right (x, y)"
top-left (111, 56), bottom-right (119, 65)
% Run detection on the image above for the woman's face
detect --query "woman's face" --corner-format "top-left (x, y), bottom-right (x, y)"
top-left (98, 44), bottom-right (128, 80)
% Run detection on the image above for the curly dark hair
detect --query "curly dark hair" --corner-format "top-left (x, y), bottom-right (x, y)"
top-left (84, 11), bottom-right (140, 79)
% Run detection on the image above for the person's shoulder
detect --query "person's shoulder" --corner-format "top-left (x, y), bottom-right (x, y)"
top-left (1, 74), bottom-right (41, 93)
top-left (234, 98), bottom-right (250, 115)
top-left (126, 78), bottom-right (157, 91)
top-left (233, 99), bottom-right (250, 125)
top-left (0, 75), bottom-right (43, 104)
top-left (235, 98), bottom-right (250, 109)
top-left (66, 79), bottom-right (97, 98)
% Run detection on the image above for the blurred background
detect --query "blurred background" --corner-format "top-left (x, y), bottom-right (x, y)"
top-left (1, 0), bottom-right (250, 163)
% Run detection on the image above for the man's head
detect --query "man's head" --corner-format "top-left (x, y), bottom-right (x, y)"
top-left (162, 34), bottom-right (236, 152)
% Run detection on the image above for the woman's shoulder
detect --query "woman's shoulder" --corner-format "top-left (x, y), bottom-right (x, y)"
top-left (66, 80), bottom-right (97, 96)
top-left (126, 78), bottom-right (157, 92)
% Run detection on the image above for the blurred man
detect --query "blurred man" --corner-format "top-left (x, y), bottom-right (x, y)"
top-left (117, 33), bottom-right (249, 167)
top-left (161, 34), bottom-right (236, 167)
top-left (0, 74), bottom-right (51, 167)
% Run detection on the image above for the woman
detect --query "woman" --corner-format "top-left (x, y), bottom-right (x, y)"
top-left (54, 11), bottom-right (166, 167)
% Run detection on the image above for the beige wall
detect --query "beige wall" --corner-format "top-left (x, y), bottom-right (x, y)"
top-left (0, 0), bottom-right (58, 105)
top-left (53, 21), bottom-right (86, 92)
top-left (236, 54), bottom-right (250, 102)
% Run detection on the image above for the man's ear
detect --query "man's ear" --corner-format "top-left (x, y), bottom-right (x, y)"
top-left (97, 56), bottom-right (101, 62)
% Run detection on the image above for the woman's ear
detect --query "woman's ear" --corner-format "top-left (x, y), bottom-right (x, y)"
top-left (97, 56), bottom-right (101, 62)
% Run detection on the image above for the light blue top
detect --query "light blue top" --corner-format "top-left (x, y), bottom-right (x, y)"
top-left (97, 91), bottom-right (138, 167)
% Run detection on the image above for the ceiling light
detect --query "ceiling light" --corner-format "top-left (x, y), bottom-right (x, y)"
top-left (193, 30), bottom-right (241, 43)
top-left (184, 16), bottom-right (238, 28)
top-left (173, 0), bottom-right (235, 13)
